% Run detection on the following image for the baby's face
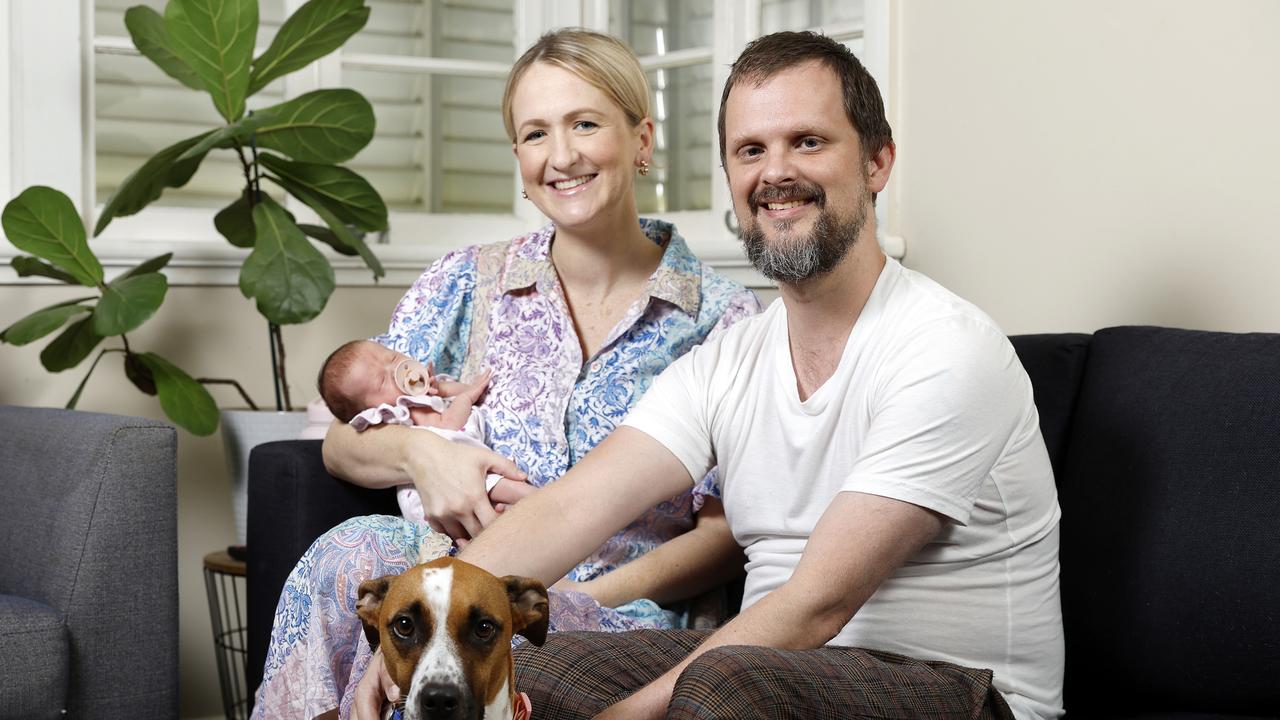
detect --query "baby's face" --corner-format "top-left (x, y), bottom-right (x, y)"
top-left (348, 342), bottom-right (432, 406)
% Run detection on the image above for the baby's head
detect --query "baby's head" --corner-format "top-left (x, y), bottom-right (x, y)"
top-left (318, 340), bottom-right (432, 422)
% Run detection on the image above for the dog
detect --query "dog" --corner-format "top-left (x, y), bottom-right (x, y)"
top-left (357, 557), bottom-right (549, 720)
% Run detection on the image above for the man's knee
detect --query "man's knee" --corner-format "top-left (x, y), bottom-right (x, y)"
top-left (669, 646), bottom-right (777, 719)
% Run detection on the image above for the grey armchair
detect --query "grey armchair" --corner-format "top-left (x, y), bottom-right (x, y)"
top-left (0, 406), bottom-right (178, 719)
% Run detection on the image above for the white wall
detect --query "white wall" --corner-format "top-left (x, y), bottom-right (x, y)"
top-left (892, 0), bottom-right (1280, 334)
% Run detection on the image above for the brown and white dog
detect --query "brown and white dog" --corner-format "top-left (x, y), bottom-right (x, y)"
top-left (357, 557), bottom-right (549, 720)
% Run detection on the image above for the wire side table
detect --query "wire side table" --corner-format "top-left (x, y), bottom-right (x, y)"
top-left (204, 550), bottom-right (250, 720)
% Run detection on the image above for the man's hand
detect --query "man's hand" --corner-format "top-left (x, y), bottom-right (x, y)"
top-left (409, 440), bottom-right (528, 541)
top-left (593, 676), bottom-right (673, 720)
top-left (351, 649), bottom-right (399, 720)
top-left (489, 476), bottom-right (537, 513)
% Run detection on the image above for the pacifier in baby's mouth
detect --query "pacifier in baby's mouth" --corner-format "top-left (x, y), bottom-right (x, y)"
top-left (393, 357), bottom-right (431, 395)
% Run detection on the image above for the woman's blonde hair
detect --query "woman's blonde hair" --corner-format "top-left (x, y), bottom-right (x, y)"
top-left (502, 28), bottom-right (651, 142)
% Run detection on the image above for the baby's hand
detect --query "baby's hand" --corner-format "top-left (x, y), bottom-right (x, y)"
top-left (436, 367), bottom-right (491, 402)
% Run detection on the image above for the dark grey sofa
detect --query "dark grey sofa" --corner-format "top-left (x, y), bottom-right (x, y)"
top-left (246, 326), bottom-right (1280, 718)
top-left (0, 406), bottom-right (178, 719)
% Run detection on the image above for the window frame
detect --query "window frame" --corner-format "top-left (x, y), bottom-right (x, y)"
top-left (1, 0), bottom-right (895, 289)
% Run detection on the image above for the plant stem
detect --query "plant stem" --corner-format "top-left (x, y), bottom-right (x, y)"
top-left (267, 322), bottom-right (293, 412)
top-left (234, 144), bottom-right (256, 206)
top-left (196, 378), bottom-right (260, 411)
top-left (275, 323), bottom-right (293, 411)
top-left (68, 348), bottom-right (124, 410)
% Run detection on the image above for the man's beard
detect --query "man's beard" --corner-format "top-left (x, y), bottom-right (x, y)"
top-left (740, 181), bottom-right (869, 284)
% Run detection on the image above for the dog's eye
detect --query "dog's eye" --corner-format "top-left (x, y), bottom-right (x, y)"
top-left (393, 616), bottom-right (414, 639)
top-left (474, 619), bottom-right (497, 641)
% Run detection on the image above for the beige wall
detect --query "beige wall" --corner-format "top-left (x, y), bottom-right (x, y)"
top-left (892, 0), bottom-right (1280, 334)
top-left (0, 284), bottom-right (403, 718)
top-left (3, 1), bottom-right (1279, 716)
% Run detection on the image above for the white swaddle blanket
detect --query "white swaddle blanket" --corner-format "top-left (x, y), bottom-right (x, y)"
top-left (349, 395), bottom-right (502, 523)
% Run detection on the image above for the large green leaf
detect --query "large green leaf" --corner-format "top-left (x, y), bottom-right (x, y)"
top-left (118, 253), bottom-right (175, 282)
top-left (11, 256), bottom-right (81, 284)
top-left (174, 112), bottom-right (271, 163)
top-left (3, 187), bottom-right (102, 287)
top-left (125, 5), bottom-right (203, 90)
top-left (270, 175), bottom-right (384, 278)
top-left (253, 89), bottom-right (375, 163)
top-left (94, 131), bottom-right (215, 235)
top-left (259, 153), bottom-right (386, 231)
top-left (214, 193), bottom-right (256, 247)
top-left (241, 196), bottom-right (335, 324)
top-left (40, 316), bottom-right (104, 372)
top-left (93, 272), bottom-right (169, 336)
top-left (0, 298), bottom-right (94, 346)
top-left (125, 352), bottom-right (158, 395)
top-left (165, 0), bottom-right (258, 122)
top-left (249, 0), bottom-right (369, 95)
top-left (136, 352), bottom-right (219, 435)
top-left (298, 223), bottom-right (357, 256)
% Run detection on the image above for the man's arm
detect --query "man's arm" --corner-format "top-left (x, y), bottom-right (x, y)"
top-left (596, 490), bottom-right (945, 720)
top-left (458, 426), bottom-right (696, 586)
top-left (563, 497), bottom-right (743, 608)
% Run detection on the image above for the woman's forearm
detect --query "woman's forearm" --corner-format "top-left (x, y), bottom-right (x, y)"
top-left (322, 419), bottom-right (438, 489)
top-left (578, 498), bottom-right (744, 607)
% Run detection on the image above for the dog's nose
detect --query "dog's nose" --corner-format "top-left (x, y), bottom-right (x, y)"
top-left (417, 683), bottom-right (465, 719)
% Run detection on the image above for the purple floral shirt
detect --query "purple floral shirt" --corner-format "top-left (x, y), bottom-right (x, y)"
top-left (375, 219), bottom-right (760, 581)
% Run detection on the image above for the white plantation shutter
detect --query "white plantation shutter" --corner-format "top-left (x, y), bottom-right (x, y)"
top-left (344, 0), bottom-right (515, 214)
top-left (610, 0), bottom-right (714, 214)
top-left (93, 0), bottom-right (287, 208)
top-left (94, 0), bottom-right (514, 215)
top-left (760, 0), bottom-right (866, 52)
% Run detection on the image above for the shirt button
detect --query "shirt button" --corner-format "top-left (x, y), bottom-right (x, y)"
top-left (590, 360), bottom-right (602, 373)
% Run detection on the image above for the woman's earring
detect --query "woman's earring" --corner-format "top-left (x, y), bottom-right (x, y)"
top-left (521, 188), bottom-right (528, 199)
top-left (638, 160), bottom-right (650, 177)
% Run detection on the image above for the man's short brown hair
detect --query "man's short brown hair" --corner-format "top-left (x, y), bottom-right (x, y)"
top-left (717, 31), bottom-right (893, 166)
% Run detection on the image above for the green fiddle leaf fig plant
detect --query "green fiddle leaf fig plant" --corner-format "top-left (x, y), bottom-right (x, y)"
top-left (1, 0), bottom-right (384, 435)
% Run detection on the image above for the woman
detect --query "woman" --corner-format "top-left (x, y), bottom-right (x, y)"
top-left (254, 29), bottom-right (760, 720)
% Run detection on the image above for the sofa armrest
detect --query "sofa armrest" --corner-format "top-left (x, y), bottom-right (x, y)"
top-left (0, 405), bottom-right (177, 718)
top-left (246, 439), bottom-right (398, 694)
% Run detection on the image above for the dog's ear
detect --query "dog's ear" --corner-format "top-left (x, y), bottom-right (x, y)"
top-left (503, 576), bottom-right (549, 647)
top-left (356, 576), bottom-right (393, 651)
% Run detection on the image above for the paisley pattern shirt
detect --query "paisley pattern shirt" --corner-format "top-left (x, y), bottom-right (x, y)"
top-left (375, 219), bottom-right (761, 581)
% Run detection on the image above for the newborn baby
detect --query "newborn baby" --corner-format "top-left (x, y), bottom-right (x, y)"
top-left (318, 339), bottom-right (499, 526)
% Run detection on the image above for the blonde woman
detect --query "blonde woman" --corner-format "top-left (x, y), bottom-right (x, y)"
top-left (254, 29), bottom-right (760, 720)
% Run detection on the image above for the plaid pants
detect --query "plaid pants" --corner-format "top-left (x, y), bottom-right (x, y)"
top-left (514, 630), bottom-right (1014, 720)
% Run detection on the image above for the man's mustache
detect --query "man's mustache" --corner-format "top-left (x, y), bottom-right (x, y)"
top-left (748, 182), bottom-right (826, 213)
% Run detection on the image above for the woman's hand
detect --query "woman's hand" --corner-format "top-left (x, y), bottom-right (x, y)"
top-left (408, 438), bottom-right (530, 541)
top-left (351, 649), bottom-right (399, 720)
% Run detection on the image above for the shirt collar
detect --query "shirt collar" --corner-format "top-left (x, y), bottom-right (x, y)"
top-left (498, 219), bottom-right (702, 318)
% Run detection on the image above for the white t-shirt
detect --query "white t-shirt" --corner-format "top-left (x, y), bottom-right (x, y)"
top-left (624, 258), bottom-right (1064, 720)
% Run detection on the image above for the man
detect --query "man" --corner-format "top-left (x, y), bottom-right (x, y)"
top-left (359, 31), bottom-right (1064, 720)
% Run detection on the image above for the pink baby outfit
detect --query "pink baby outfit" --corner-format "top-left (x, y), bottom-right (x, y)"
top-left (350, 394), bottom-right (502, 522)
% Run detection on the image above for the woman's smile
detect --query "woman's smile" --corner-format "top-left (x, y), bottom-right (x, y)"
top-left (548, 173), bottom-right (599, 194)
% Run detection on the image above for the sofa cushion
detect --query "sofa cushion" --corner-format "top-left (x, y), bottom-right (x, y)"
top-left (0, 594), bottom-right (68, 719)
top-left (1010, 333), bottom-right (1091, 482)
top-left (1058, 326), bottom-right (1280, 716)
